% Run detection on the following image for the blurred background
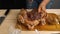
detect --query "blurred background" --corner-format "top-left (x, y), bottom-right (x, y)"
top-left (0, 0), bottom-right (60, 9)
top-left (47, 0), bottom-right (60, 9)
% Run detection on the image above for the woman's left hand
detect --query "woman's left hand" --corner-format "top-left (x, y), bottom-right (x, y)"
top-left (38, 2), bottom-right (46, 13)
top-left (38, 4), bottom-right (46, 13)
top-left (38, 0), bottom-right (50, 12)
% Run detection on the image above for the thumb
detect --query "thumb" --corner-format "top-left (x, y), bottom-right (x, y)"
top-left (42, 6), bottom-right (46, 12)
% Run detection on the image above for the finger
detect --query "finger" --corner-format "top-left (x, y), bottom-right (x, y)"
top-left (38, 7), bottom-right (41, 12)
top-left (42, 6), bottom-right (46, 12)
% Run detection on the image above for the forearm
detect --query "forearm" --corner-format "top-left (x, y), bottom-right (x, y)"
top-left (40, 0), bottom-right (50, 6)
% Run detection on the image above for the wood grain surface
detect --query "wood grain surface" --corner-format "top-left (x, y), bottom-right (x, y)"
top-left (0, 9), bottom-right (60, 34)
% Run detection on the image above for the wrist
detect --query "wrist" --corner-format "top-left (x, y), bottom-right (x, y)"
top-left (39, 2), bottom-right (46, 8)
top-left (39, 0), bottom-right (50, 6)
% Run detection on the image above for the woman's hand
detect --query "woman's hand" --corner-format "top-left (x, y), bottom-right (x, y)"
top-left (38, 3), bottom-right (46, 12)
top-left (38, 0), bottom-right (50, 12)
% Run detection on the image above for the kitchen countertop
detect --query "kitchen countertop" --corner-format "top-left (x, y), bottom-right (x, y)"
top-left (0, 9), bottom-right (60, 34)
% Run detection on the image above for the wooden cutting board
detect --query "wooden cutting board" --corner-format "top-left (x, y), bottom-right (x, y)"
top-left (0, 9), bottom-right (7, 16)
top-left (0, 9), bottom-right (60, 34)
